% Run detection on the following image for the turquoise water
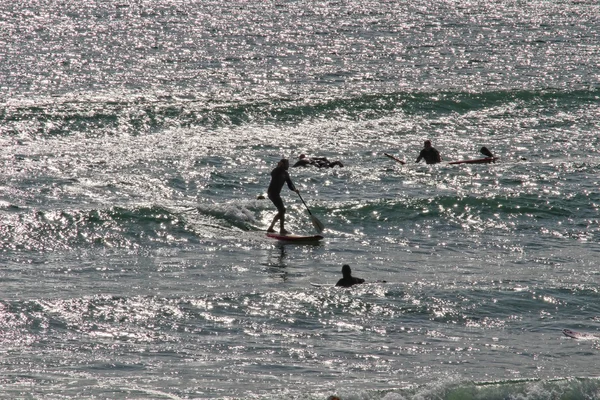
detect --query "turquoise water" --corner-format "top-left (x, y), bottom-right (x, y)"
top-left (1, 1), bottom-right (599, 399)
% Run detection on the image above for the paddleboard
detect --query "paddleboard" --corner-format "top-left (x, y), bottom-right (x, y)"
top-left (384, 153), bottom-right (406, 165)
top-left (266, 232), bottom-right (324, 243)
top-left (563, 329), bottom-right (599, 340)
top-left (448, 157), bottom-right (498, 165)
top-left (310, 280), bottom-right (387, 287)
top-left (310, 282), bottom-right (335, 287)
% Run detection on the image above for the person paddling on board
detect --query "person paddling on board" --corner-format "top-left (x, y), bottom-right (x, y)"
top-left (267, 158), bottom-right (299, 235)
top-left (416, 140), bottom-right (442, 164)
top-left (292, 154), bottom-right (344, 168)
top-left (335, 264), bottom-right (365, 288)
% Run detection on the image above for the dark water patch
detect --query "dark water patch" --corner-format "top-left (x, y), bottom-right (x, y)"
top-left (329, 378), bottom-right (600, 400)
top-left (2, 88), bottom-right (597, 138)
top-left (2, 286), bottom-right (599, 398)
top-left (399, 378), bottom-right (600, 400)
top-left (0, 205), bottom-right (200, 251)
top-left (6, 282), bottom-right (596, 348)
top-left (328, 192), bottom-right (577, 233)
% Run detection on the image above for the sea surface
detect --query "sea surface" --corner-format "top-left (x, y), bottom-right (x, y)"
top-left (1, 1), bottom-right (600, 399)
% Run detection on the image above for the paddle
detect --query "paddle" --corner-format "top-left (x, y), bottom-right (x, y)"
top-left (480, 146), bottom-right (494, 158)
top-left (297, 192), bottom-right (325, 233)
top-left (384, 153), bottom-right (406, 165)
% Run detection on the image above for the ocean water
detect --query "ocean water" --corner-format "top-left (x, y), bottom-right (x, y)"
top-left (1, 0), bottom-right (600, 399)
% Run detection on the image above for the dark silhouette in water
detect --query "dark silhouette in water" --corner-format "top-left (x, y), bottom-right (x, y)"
top-left (292, 154), bottom-right (343, 168)
top-left (480, 146), bottom-right (494, 158)
top-left (416, 140), bottom-right (442, 164)
top-left (335, 264), bottom-right (365, 288)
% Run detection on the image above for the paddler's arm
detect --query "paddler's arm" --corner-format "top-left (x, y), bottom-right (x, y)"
top-left (285, 172), bottom-right (298, 192)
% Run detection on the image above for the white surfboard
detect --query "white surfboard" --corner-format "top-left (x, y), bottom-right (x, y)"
top-left (563, 329), bottom-right (599, 340)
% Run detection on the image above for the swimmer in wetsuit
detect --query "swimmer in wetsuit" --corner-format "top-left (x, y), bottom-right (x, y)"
top-left (267, 158), bottom-right (299, 235)
top-left (416, 140), bottom-right (442, 164)
top-left (292, 154), bottom-right (344, 168)
top-left (335, 264), bottom-right (365, 288)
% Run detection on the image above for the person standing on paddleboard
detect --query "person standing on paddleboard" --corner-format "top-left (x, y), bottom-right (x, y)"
top-left (267, 158), bottom-right (299, 235)
top-left (416, 140), bottom-right (442, 164)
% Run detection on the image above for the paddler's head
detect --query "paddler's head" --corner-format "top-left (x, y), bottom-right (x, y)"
top-left (424, 140), bottom-right (432, 148)
top-left (279, 158), bottom-right (289, 170)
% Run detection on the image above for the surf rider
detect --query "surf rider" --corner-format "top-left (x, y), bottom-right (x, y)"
top-left (292, 154), bottom-right (344, 168)
top-left (416, 140), bottom-right (442, 164)
top-left (267, 158), bottom-right (299, 235)
top-left (335, 264), bottom-right (365, 288)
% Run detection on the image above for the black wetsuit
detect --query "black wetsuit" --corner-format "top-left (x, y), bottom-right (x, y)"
top-left (335, 276), bottom-right (365, 288)
top-left (292, 157), bottom-right (344, 168)
top-left (267, 165), bottom-right (296, 214)
top-left (292, 158), bottom-right (312, 168)
top-left (416, 147), bottom-right (441, 164)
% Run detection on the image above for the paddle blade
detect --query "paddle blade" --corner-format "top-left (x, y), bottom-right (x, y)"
top-left (480, 146), bottom-right (494, 158)
top-left (311, 215), bottom-right (325, 233)
top-left (297, 191), bottom-right (325, 233)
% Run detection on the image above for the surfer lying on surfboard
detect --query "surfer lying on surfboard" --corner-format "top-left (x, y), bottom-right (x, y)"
top-left (292, 154), bottom-right (344, 168)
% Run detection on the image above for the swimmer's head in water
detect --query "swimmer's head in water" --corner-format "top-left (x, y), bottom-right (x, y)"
top-left (341, 264), bottom-right (351, 276)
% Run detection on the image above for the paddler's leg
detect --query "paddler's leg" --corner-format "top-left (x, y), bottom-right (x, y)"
top-left (268, 192), bottom-right (287, 234)
top-left (279, 211), bottom-right (289, 235)
top-left (267, 213), bottom-right (279, 233)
